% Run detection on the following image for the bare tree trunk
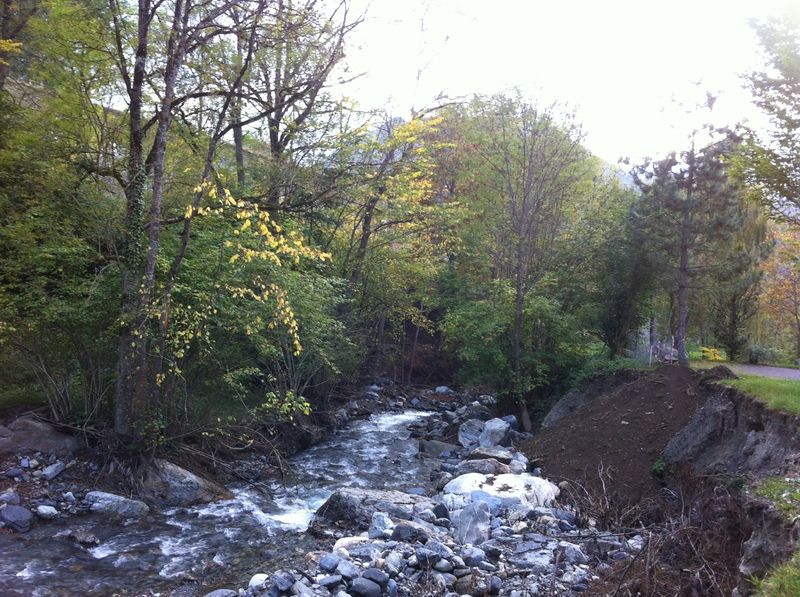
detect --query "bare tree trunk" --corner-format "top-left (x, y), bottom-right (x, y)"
top-left (114, 0), bottom-right (189, 438)
top-left (348, 195), bottom-right (379, 289)
top-left (676, 212), bottom-right (690, 367)
top-left (232, 22), bottom-right (246, 189)
top-left (676, 147), bottom-right (696, 368)
top-left (114, 0), bottom-right (151, 439)
top-left (408, 322), bottom-right (420, 384)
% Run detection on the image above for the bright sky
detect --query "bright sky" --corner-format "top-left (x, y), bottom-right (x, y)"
top-left (336, 0), bottom-right (800, 163)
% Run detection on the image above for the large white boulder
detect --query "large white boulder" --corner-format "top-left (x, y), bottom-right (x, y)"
top-left (443, 473), bottom-right (558, 509)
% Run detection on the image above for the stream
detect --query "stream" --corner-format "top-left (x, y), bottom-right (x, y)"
top-left (0, 410), bottom-right (434, 596)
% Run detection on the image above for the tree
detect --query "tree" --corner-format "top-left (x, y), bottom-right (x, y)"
top-left (474, 96), bottom-right (587, 404)
top-left (745, 14), bottom-right (800, 224)
top-left (761, 227), bottom-right (800, 359)
top-left (633, 130), bottom-right (746, 366)
top-left (707, 197), bottom-right (769, 360)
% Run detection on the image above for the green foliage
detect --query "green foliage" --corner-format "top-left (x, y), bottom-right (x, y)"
top-left (745, 15), bottom-right (800, 224)
top-left (753, 477), bottom-right (800, 519)
top-left (569, 352), bottom-right (645, 387)
top-left (442, 280), bottom-right (585, 399)
top-left (752, 551), bottom-right (800, 596)
top-left (651, 458), bottom-right (668, 479)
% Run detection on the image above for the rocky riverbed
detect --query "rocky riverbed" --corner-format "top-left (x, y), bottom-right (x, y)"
top-left (199, 388), bottom-right (648, 597)
top-left (0, 385), bottom-right (647, 596)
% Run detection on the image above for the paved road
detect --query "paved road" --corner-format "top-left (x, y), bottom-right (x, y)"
top-left (719, 362), bottom-right (800, 381)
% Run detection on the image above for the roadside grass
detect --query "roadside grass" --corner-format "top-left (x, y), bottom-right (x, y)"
top-left (722, 376), bottom-right (800, 414)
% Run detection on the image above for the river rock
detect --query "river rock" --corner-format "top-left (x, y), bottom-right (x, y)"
top-left (0, 490), bottom-right (20, 505)
top-left (391, 521), bottom-right (431, 543)
top-left (467, 446), bottom-right (514, 464)
top-left (0, 505), bottom-right (33, 532)
top-left (507, 548), bottom-right (552, 572)
top-left (35, 505), bottom-right (58, 520)
top-left (272, 570), bottom-right (295, 592)
top-left (458, 420), bottom-right (485, 448)
top-left (42, 461), bottom-right (66, 481)
top-left (509, 460), bottom-right (526, 474)
top-left (0, 416), bottom-right (80, 456)
top-left (54, 527), bottom-right (100, 545)
top-left (318, 575), bottom-right (343, 590)
top-left (455, 402), bottom-right (493, 422)
top-left (558, 541), bottom-right (588, 565)
top-left (435, 386), bottom-right (453, 395)
top-left (336, 559), bottom-right (360, 580)
top-left (461, 546), bottom-right (486, 566)
top-left (4, 467), bottom-right (22, 478)
top-left (433, 503), bottom-right (449, 520)
top-left (85, 491), bottom-right (149, 517)
top-left (362, 567), bottom-right (389, 586)
top-left (387, 578), bottom-right (398, 597)
top-left (419, 439), bottom-right (460, 457)
top-left (315, 488), bottom-right (433, 530)
top-left (453, 501), bottom-right (490, 545)
top-left (203, 590), bottom-right (238, 597)
top-left (350, 577), bottom-right (382, 597)
top-left (478, 418), bottom-right (511, 448)
top-left (142, 459), bottom-right (232, 508)
top-left (248, 573), bottom-right (268, 589)
top-left (454, 573), bottom-right (491, 596)
top-left (319, 553), bottom-right (341, 573)
top-left (456, 458), bottom-right (511, 476)
top-left (349, 542), bottom-right (385, 562)
top-left (368, 511), bottom-right (394, 539)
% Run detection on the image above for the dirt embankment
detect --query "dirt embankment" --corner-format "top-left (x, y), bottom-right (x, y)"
top-left (521, 365), bottom-right (800, 594)
top-left (521, 365), bottom-right (706, 503)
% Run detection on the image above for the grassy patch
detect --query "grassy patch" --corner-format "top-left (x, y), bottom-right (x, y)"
top-left (722, 376), bottom-right (800, 414)
top-left (753, 477), bottom-right (800, 518)
top-left (753, 551), bottom-right (800, 596)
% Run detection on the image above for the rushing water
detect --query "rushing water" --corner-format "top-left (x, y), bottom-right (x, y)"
top-left (0, 410), bottom-right (434, 596)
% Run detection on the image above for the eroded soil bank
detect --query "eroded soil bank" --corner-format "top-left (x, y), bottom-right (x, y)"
top-left (524, 365), bottom-right (800, 595)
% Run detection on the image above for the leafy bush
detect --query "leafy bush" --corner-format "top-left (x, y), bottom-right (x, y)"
top-left (747, 344), bottom-right (780, 365)
top-left (701, 346), bottom-right (726, 361)
top-left (569, 351), bottom-right (643, 387)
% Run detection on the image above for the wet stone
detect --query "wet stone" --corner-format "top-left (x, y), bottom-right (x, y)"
top-left (319, 553), bottom-right (341, 573)
top-left (272, 570), bottom-right (295, 592)
top-left (336, 560), bottom-right (360, 580)
top-left (0, 505), bottom-right (32, 532)
top-left (433, 559), bottom-right (453, 572)
top-left (349, 577), bottom-right (381, 597)
top-left (348, 542), bottom-right (383, 562)
top-left (415, 547), bottom-right (439, 567)
top-left (461, 546), bottom-right (486, 566)
top-left (432, 503), bottom-right (449, 520)
top-left (362, 567), bottom-right (389, 586)
top-left (0, 490), bottom-right (20, 505)
top-left (318, 575), bottom-right (342, 589)
top-left (42, 461), bottom-right (65, 481)
top-left (391, 523), bottom-right (429, 543)
top-left (387, 578), bottom-right (398, 597)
